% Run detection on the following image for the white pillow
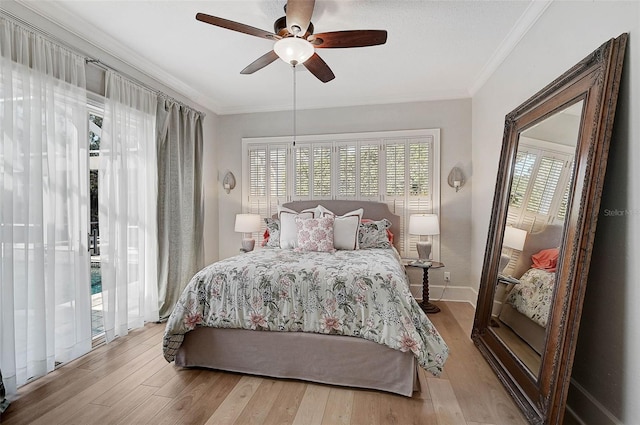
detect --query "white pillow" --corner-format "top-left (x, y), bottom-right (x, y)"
top-left (319, 207), bottom-right (364, 250)
top-left (278, 206), bottom-right (313, 249)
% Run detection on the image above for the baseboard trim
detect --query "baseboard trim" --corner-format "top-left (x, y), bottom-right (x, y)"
top-left (422, 284), bottom-right (478, 307)
top-left (566, 379), bottom-right (621, 425)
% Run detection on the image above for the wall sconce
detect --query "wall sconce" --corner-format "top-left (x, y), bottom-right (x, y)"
top-left (447, 167), bottom-right (465, 192)
top-left (223, 171), bottom-right (236, 194)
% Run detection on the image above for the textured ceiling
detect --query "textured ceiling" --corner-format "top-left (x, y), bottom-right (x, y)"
top-left (20, 0), bottom-right (540, 115)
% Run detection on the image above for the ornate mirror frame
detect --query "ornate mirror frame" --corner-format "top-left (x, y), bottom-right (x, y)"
top-left (472, 33), bottom-right (627, 425)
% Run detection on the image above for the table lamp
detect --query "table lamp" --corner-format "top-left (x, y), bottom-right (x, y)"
top-left (234, 213), bottom-right (261, 252)
top-left (409, 214), bottom-right (440, 264)
top-left (499, 226), bottom-right (527, 273)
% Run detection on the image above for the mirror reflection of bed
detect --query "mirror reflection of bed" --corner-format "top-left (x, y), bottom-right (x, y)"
top-left (491, 224), bottom-right (563, 375)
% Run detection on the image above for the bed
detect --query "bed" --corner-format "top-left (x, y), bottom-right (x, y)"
top-left (162, 200), bottom-right (449, 396)
top-left (497, 224), bottom-right (563, 354)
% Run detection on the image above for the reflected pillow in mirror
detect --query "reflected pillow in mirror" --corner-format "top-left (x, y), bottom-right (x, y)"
top-left (531, 248), bottom-right (559, 272)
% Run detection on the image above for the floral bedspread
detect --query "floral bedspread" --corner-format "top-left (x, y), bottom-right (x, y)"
top-left (506, 268), bottom-right (555, 327)
top-left (163, 248), bottom-right (449, 376)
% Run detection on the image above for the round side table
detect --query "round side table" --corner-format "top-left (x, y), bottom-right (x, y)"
top-left (406, 260), bottom-right (444, 314)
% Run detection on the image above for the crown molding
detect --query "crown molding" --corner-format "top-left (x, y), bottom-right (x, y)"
top-left (468, 0), bottom-right (553, 96)
top-left (14, 0), bottom-right (221, 114)
top-left (217, 89), bottom-right (471, 115)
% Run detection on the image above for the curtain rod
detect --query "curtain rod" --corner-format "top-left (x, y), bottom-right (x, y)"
top-left (1, 10), bottom-right (205, 118)
top-left (85, 58), bottom-right (205, 118)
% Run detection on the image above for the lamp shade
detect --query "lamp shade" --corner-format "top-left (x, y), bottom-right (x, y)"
top-left (409, 214), bottom-right (440, 236)
top-left (274, 37), bottom-right (314, 65)
top-left (234, 214), bottom-right (261, 233)
top-left (503, 226), bottom-right (527, 251)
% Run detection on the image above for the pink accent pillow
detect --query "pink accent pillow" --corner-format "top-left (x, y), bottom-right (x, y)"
top-left (295, 216), bottom-right (335, 252)
top-left (531, 248), bottom-right (559, 272)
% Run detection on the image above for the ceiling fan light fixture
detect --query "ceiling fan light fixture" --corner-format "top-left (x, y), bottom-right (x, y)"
top-left (274, 37), bottom-right (314, 65)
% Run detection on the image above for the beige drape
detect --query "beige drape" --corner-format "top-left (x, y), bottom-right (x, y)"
top-left (156, 97), bottom-right (204, 319)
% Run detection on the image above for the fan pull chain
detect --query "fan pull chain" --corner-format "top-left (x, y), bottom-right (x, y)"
top-left (292, 63), bottom-right (297, 147)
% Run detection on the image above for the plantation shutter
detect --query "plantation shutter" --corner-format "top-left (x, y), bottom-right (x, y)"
top-left (269, 145), bottom-right (288, 217)
top-left (507, 142), bottom-right (574, 233)
top-left (359, 143), bottom-right (380, 199)
top-left (247, 146), bottom-right (270, 241)
top-left (245, 144), bottom-right (290, 242)
top-left (294, 145), bottom-right (311, 199)
top-left (337, 143), bottom-right (357, 199)
top-left (312, 143), bottom-right (333, 198)
top-left (243, 129), bottom-right (439, 257)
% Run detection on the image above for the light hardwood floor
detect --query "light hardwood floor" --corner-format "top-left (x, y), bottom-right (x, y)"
top-left (1, 302), bottom-right (529, 425)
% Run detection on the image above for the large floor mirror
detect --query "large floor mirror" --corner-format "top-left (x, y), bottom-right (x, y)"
top-left (472, 33), bottom-right (627, 425)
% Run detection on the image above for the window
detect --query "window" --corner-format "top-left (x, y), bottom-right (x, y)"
top-left (507, 137), bottom-right (574, 232)
top-left (242, 129), bottom-right (440, 258)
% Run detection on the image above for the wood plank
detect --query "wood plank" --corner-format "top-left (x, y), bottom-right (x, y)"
top-left (263, 380), bottom-right (307, 424)
top-left (115, 395), bottom-right (174, 425)
top-left (146, 370), bottom-right (224, 425)
top-left (140, 359), bottom-right (180, 388)
top-left (203, 376), bottom-right (262, 425)
top-left (446, 301), bottom-right (476, 334)
top-left (427, 378), bottom-right (467, 425)
top-left (90, 349), bottom-right (167, 407)
top-left (350, 391), bottom-right (383, 425)
top-left (63, 402), bottom-right (112, 425)
top-left (153, 368), bottom-right (204, 398)
top-left (321, 388), bottom-right (354, 425)
top-left (167, 372), bottom-right (241, 425)
top-left (383, 392), bottom-right (437, 425)
top-left (24, 343), bottom-right (163, 425)
top-left (292, 384), bottom-right (331, 425)
top-left (2, 342), bottom-right (161, 425)
top-left (66, 385), bottom-right (157, 425)
top-left (234, 379), bottom-right (285, 424)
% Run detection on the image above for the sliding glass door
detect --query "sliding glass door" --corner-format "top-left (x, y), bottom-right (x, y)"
top-left (88, 107), bottom-right (104, 340)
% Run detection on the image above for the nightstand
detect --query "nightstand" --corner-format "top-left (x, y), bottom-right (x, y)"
top-left (405, 260), bottom-right (444, 314)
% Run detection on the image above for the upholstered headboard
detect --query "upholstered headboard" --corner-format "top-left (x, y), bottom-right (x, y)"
top-left (511, 224), bottom-right (564, 279)
top-left (280, 200), bottom-right (401, 250)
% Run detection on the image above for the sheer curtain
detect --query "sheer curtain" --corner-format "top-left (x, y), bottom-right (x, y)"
top-left (0, 17), bottom-right (91, 396)
top-left (156, 97), bottom-right (204, 319)
top-left (99, 71), bottom-right (159, 342)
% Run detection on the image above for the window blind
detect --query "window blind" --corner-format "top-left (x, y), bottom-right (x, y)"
top-left (242, 129), bottom-right (440, 258)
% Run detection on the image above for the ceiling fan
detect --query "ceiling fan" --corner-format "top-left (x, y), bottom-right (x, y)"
top-left (196, 0), bottom-right (388, 83)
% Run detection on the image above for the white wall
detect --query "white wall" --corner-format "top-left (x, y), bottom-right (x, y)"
top-left (213, 99), bottom-right (473, 295)
top-left (471, 2), bottom-right (640, 423)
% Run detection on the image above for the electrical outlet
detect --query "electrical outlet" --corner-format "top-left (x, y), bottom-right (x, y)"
top-left (444, 271), bottom-right (451, 282)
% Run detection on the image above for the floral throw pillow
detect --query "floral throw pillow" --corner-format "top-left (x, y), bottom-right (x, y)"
top-left (263, 218), bottom-right (280, 248)
top-left (295, 215), bottom-right (335, 252)
top-left (359, 218), bottom-right (392, 249)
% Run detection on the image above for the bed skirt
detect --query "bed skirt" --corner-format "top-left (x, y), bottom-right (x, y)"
top-left (175, 327), bottom-right (419, 397)
top-left (499, 303), bottom-right (546, 355)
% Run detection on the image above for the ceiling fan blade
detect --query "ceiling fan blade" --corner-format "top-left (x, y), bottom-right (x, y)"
top-left (240, 50), bottom-right (279, 74)
top-left (196, 13), bottom-right (279, 40)
top-left (302, 53), bottom-right (335, 83)
top-left (286, 0), bottom-right (315, 36)
top-left (309, 30), bottom-right (388, 48)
